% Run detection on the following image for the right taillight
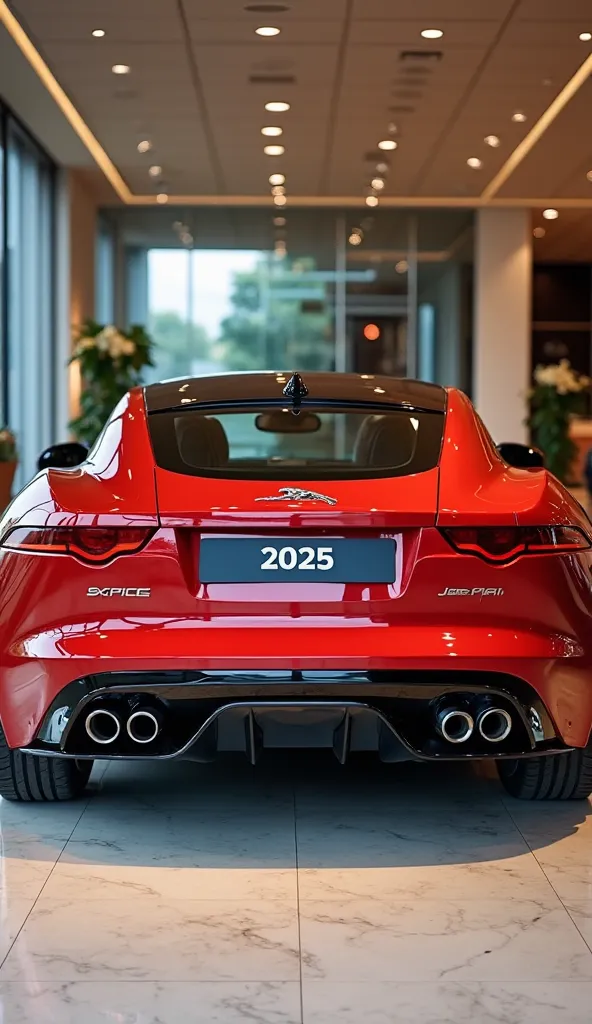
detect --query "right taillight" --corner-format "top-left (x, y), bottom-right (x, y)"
top-left (440, 525), bottom-right (591, 564)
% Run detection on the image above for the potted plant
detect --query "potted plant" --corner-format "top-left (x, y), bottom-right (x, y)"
top-left (0, 428), bottom-right (17, 511)
top-left (69, 320), bottom-right (154, 446)
top-left (528, 360), bottom-right (590, 483)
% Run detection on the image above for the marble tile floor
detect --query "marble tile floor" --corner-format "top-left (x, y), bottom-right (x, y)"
top-left (0, 754), bottom-right (591, 1022)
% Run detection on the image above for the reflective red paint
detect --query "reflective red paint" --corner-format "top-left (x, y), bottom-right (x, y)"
top-left (1, 383), bottom-right (592, 753)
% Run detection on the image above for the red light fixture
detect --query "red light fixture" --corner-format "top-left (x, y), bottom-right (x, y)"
top-left (1, 527), bottom-right (155, 565)
top-left (440, 526), bottom-right (590, 565)
top-left (363, 323), bottom-right (380, 341)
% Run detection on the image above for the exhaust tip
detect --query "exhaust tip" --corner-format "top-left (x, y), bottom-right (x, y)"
top-left (436, 709), bottom-right (474, 744)
top-left (85, 708), bottom-right (121, 745)
top-left (478, 707), bottom-right (512, 743)
top-left (126, 709), bottom-right (160, 745)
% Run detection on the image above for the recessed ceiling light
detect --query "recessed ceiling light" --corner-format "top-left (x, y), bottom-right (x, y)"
top-left (378, 139), bottom-right (397, 151)
top-left (148, 165), bottom-right (162, 177)
top-left (587, 170), bottom-right (592, 181)
top-left (273, 216), bottom-right (286, 226)
top-left (349, 230), bottom-right (363, 246)
top-left (256, 26), bottom-right (280, 36)
top-left (512, 111), bottom-right (527, 122)
top-left (542, 208), bottom-right (559, 220)
top-left (467, 157), bottom-right (483, 169)
top-left (112, 64), bottom-right (130, 75)
top-left (371, 177), bottom-right (385, 190)
top-left (484, 135), bottom-right (500, 147)
top-left (274, 194), bottom-right (287, 206)
top-left (261, 125), bottom-right (283, 136)
top-left (265, 101), bottom-right (290, 112)
top-left (269, 173), bottom-right (285, 185)
top-left (579, 31), bottom-right (592, 41)
top-left (420, 28), bottom-right (443, 39)
top-left (264, 144), bottom-right (284, 155)
top-left (375, 162), bottom-right (389, 174)
top-left (137, 140), bottom-right (152, 153)
top-left (271, 185), bottom-right (285, 196)
top-left (156, 193), bottom-right (168, 204)
top-left (533, 227), bottom-right (546, 238)
top-left (366, 195), bottom-right (379, 207)
top-left (395, 259), bottom-right (408, 274)
top-left (92, 29), bottom-right (105, 38)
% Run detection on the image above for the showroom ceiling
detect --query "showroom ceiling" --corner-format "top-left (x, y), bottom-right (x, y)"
top-left (4, 0), bottom-right (592, 205)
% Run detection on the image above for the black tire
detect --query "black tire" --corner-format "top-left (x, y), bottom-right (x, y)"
top-left (0, 727), bottom-right (92, 801)
top-left (498, 748), bottom-right (592, 800)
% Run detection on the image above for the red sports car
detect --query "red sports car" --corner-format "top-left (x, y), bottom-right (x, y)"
top-left (1, 371), bottom-right (591, 803)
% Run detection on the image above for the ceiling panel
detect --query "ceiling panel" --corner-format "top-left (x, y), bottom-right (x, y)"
top-left (517, 0), bottom-right (592, 20)
top-left (352, 0), bottom-right (516, 19)
top-left (13, 0), bottom-right (184, 42)
top-left (349, 20), bottom-right (502, 46)
top-left (184, 0), bottom-right (348, 19)
top-left (185, 20), bottom-right (344, 44)
top-left (192, 42), bottom-right (339, 85)
top-left (497, 79), bottom-right (592, 198)
top-left (6, 0), bottom-right (592, 202)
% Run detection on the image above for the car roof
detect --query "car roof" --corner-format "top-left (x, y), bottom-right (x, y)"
top-left (144, 371), bottom-right (446, 413)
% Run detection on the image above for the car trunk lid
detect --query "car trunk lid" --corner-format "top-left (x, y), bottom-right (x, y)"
top-left (154, 467), bottom-right (440, 529)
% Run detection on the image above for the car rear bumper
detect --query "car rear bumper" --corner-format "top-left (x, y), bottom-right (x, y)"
top-left (11, 667), bottom-right (580, 764)
top-left (3, 623), bottom-right (592, 751)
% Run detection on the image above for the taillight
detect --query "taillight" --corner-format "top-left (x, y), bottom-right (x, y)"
top-left (440, 525), bottom-right (590, 564)
top-left (1, 527), bottom-right (154, 564)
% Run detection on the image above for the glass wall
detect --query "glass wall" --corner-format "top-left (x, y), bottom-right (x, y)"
top-left (0, 104), bottom-right (56, 489)
top-left (95, 214), bottom-right (116, 325)
top-left (106, 206), bottom-right (473, 390)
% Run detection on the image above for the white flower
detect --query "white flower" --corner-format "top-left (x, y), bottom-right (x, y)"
top-left (120, 339), bottom-right (136, 356)
top-left (534, 360), bottom-right (589, 394)
top-left (107, 332), bottom-right (129, 358)
top-left (75, 337), bottom-right (96, 355)
top-left (95, 329), bottom-right (110, 352)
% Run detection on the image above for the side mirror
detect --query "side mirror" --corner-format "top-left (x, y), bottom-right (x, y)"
top-left (497, 442), bottom-right (545, 469)
top-left (37, 442), bottom-right (89, 472)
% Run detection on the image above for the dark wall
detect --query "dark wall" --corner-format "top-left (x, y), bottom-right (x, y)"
top-left (532, 265), bottom-right (592, 379)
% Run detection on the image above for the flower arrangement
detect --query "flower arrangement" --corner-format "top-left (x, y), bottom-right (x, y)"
top-left (69, 321), bottom-right (154, 445)
top-left (528, 359), bottom-right (590, 482)
top-left (0, 427), bottom-right (17, 463)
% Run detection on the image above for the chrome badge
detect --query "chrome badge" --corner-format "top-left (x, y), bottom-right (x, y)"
top-left (87, 587), bottom-right (151, 598)
top-left (255, 487), bottom-right (337, 506)
top-left (438, 587), bottom-right (504, 597)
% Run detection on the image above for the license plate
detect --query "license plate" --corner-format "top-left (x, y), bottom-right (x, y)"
top-left (199, 537), bottom-right (396, 583)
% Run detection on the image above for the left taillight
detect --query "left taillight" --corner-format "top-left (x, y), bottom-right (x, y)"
top-left (440, 525), bottom-right (591, 564)
top-left (0, 527), bottom-right (155, 565)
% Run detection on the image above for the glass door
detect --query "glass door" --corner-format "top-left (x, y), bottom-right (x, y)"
top-left (342, 210), bottom-right (413, 376)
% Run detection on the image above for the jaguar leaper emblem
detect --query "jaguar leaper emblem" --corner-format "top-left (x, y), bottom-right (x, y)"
top-left (255, 487), bottom-right (337, 506)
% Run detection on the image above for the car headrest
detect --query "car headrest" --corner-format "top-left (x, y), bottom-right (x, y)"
top-left (175, 416), bottom-right (229, 469)
top-left (354, 413), bottom-right (417, 469)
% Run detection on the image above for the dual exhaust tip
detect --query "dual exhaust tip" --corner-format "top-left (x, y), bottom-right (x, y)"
top-left (436, 705), bottom-right (512, 745)
top-left (85, 706), bottom-right (162, 746)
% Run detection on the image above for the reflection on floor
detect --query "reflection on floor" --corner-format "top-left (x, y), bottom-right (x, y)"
top-left (0, 754), bottom-right (591, 1022)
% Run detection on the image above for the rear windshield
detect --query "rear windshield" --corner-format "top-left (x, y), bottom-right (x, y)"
top-left (148, 404), bottom-right (444, 480)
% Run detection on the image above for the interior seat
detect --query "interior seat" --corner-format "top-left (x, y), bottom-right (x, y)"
top-left (175, 416), bottom-right (229, 469)
top-left (354, 413), bottom-right (418, 469)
